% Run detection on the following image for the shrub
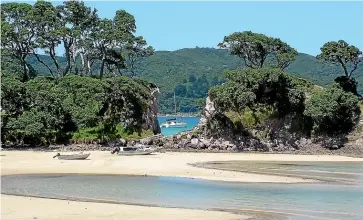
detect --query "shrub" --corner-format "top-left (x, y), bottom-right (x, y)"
top-left (304, 85), bottom-right (360, 135)
top-left (209, 67), bottom-right (305, 118)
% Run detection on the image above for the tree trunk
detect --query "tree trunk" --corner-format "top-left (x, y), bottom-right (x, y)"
top-left (63, 42), bottom-right (72, 77)
top-left (49, 47), bottom-right (61, 78)
top-left (34, 53), bottom-right (55, 78)
top-left (99, 56), bottom-right (106, 78)
top-left (72, 44), bottom-right (79, 75)
top-left (87, 59), bottom-right (92, 76)
top-left (337, 57), bottom-right (349, 78)
top-left (80, 52), bottom-right (86, 76)
top-left (20, 56), bottom-right (29, 82)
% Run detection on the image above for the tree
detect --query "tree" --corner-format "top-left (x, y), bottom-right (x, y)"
top-left (124, 36), bottom-right (154, 77)
top-left (304, 85), bottom-right (360, 135)
top-left (218, 31), bottom-right (297, 70)
top-left (1, 2), bottom-right (37, 81)
top-left (317, 40), bottom-right (362, 78)
top-left (57, 0), bottom-right (98, 76)
top-left (32, 0), bottom-right (62, 78)
top-left (272, 39), bottom-right (298, 71)
top-left (209, 68), bottom-right (305, 118)
top-left (174, 85), bottom-right (187, 96)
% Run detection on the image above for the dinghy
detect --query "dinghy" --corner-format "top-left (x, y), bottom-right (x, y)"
top-left (53, 152), bottom-right (90, 160)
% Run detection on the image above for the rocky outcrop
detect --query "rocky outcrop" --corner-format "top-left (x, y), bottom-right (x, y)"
top-left (142, 87), bottom-right (161, 134)
top-left (140, 96), bottom-right (363, 155)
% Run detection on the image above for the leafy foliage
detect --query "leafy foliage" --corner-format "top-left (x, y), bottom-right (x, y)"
top-left (317, 40), bottom-right (362, 78)
top-left (304, 85), bottom-right (360, 135)
top-left (209, 68), bottom-right (305, 118)
top-left (1, 74), bottom-right (154, 145)
top-left (1, 1), bottom-right (153, 79)
top-left (218, 31), bottom-right (297, 70)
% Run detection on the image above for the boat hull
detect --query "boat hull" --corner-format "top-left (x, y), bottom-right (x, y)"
top-left (56, 153), bottom-right (90, 160)
top-left (167, 124), bottom-right (187, 128)
top-left (117, 151), bottom-right (153, 156)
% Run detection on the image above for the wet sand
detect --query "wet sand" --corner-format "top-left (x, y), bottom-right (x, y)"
top-left (1, 195), bottom-right (246, 220)
top-left (1, 151), bottom-right (362, 220)
top-left (2, 151), bottom-right (362, 183)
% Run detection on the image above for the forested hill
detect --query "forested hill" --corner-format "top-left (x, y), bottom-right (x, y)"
top-left (123, 47), bottom-right (363, 113)
top-left (136, 48), bottom-right (363, 92)
top-left (4, 47), bottom-right (363, 113)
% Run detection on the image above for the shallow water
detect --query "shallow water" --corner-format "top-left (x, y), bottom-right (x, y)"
top-left (158, 116), bottom-right (200, 136)
top-left (198, 161), bottom-right (363, 185)
top-left (2, 162), bottom-right (363, 220)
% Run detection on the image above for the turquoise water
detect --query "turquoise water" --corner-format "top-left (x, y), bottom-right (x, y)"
top-left (158, 116), bottom-right (200, 136)
top-left (2, 162), bottom-right (363, 220)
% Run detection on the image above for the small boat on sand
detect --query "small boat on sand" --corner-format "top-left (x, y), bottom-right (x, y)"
top-left (53, 152), bottom-right (90, 160)
top-left (111, 146), bottom-right (154, 156)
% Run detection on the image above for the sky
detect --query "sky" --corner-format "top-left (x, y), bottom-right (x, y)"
top-left (9, 1), bottom-right (363, 56)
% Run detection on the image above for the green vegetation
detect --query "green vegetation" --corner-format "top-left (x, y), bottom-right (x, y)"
top-left (72, 125), bottom-right (153, 143)
top-left (15, 48), bottom-right (363, 114)
top-left (1, 1), bottom-right (156, 146)
top-left (209, 68), bottom-right (306, 123)
top-left (1, 74), bottom-right (154, 145)
top-left (1, 1), bottom-right (153, 80)
top-left (317, 40), bottom-right (362, 95)
top-left (304, 86), bottom-right (360, 135)
top-left (208, 31), bottom-right (362, 137)
top-left (218, 31), bottom-right (298, 70)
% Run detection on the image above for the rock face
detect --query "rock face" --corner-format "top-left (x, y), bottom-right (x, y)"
top-left (142, 87), bottom-right (161, 134)
top-left (141, 96), bottom-right (363, 154)
top-left (41, 96), bottom-right (362, 154)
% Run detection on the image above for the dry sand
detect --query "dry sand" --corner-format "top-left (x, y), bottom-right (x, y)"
top-left (1, 151), bottom-right (362, 220)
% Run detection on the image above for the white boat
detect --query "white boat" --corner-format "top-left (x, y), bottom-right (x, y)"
top-left (160, 118), bottom-right (187, 128)
top-left (111, 146), bottom-right (154, 156)
top-left (160, 92), bottom-right (188, 128)
top-left (53, 152), bottom-right (90, 160)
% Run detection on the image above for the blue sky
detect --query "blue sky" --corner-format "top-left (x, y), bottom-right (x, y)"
top-left (11, 1), bottom-right (363, 56)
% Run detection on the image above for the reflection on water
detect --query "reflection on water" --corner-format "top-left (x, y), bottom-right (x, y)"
top-left (2, 162), bottom-right (363, 220)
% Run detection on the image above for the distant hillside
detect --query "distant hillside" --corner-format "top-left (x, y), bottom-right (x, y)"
top-left (136, 48), bottom-right (363, 93)
top-left (3, 47), bottom-right (362, 113)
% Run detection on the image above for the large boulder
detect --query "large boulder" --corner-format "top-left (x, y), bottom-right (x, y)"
top-left (190, 138), bottom-right (199, 147)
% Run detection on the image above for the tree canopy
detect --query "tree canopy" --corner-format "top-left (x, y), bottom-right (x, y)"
top-left (1, 74), bottom-right (154, 145)
top-left (317, 40), bottom-right (362, 78)
top-left (1, 1), bottom-right (154, 80)
top-left (218, 31), bottom-right (298, 70)
top-left (209, 68), bottom-right (305, 118)
top-left (304, 85), bottom-right (360, 135)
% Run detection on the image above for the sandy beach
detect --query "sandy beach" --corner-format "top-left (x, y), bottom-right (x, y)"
top-left (2, 151), bottom-right (363, 220)
top-left (2, 151), bottom-right (362, 182)
top-left (1, 195), bottom-right (246, 220)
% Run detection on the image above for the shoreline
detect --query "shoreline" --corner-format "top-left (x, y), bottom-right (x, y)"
top-left (2, 151), bottom-right (362, 220)
top-left (3, 151), bottom-right (363, 183)
top-left (1, 195), bottom-right (248, 220)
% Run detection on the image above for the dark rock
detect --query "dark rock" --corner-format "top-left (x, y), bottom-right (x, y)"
top-left (197, 142), bottom-right (206, 149)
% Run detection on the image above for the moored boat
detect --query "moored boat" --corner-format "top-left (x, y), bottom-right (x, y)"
top-left (159, 92), bottom-right (188, 128)
top-left (160, 118), bottom-right (187, 128)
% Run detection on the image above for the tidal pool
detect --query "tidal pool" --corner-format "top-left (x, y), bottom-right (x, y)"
top-left (2, 162), bottom-right (363, 220)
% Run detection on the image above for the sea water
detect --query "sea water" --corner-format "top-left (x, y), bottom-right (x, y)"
top-left (2, 162), bottom-right (363, 220)
top-left (158, 116), bottom-right (200, 136)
